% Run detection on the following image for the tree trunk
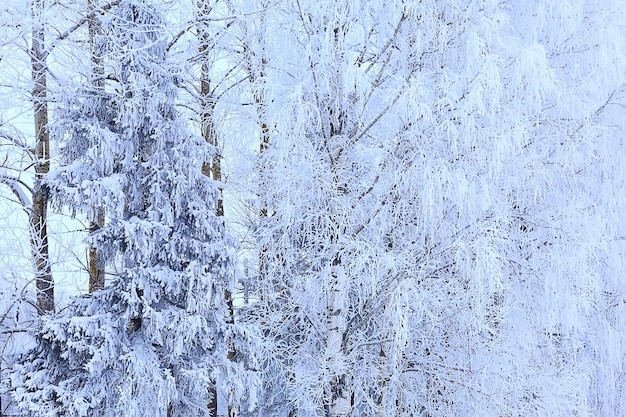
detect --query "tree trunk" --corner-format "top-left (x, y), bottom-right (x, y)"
top-left (257, 90), bottom-right (270, 299)
top-left (196, 0), bottom-right (222, 217)
top-left (375, 345), bottom-right (389, 417)
top-left (88, 208), bottom-right (105, 292)
top-left (195, 2), bottom-right (232, 415)
top-left (326, 264), bottom-right (351, 417)
top-left (326, 23), bottom-right (351, 416)
top-left (30, 0), bottom-right (53, 314)
top-left (87, 0), bottom-right (105, 292)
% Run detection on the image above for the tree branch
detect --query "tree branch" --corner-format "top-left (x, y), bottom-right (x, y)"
top-left (44, 0), bottom-right (123, 59)
top-left (0, 174), bottom-right (32, 207)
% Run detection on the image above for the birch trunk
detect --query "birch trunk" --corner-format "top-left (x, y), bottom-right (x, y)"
top-left (327, 22), bottom-right (351, 417)
top-left (196, 7), bottom-right (218, 414)
top-left (327, 265), bottom-right (351, 417)
top-left (30, 0), bottom-right (53, 314)
top-left (375, 345), bottom-right (389, 417)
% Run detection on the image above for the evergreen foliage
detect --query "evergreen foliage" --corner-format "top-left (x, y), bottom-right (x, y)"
top-left (10, 1), bottom-right (247, 415)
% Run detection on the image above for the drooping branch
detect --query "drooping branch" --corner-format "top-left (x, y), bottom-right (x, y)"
top-left (0, 174), bottom-right (32, 208)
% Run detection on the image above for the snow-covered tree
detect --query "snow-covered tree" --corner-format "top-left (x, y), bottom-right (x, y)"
top-left (0, 0), bottom-right (55, 315)
top-left (245, 0), bottom-right (626, 416)
top-left (10, 1), bottom-right (251, 415)
top-left (2, 0), bottom-right (625, 416)
top-left (189, 1), bottom-right (260, 414)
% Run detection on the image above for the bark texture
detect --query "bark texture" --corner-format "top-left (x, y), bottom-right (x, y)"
top-left (30, 0), bottom-right (53, 314)
top-left (87, 0), bottom-right (106, 292)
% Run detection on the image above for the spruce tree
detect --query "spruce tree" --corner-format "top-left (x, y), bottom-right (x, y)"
top-left (10, 1), bottom-right (242, 415)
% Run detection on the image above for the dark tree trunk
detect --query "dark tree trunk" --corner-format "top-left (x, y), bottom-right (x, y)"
top-left (87, 0), bottom-right (106, 293)
top-left (30, 0), bottom-right (53, 314)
